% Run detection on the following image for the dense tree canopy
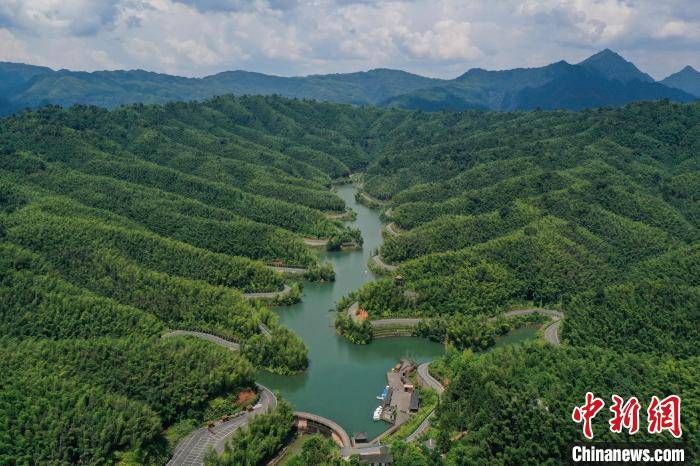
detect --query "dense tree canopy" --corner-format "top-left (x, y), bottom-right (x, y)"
top-left (1, 95), bottom-right (697, 464)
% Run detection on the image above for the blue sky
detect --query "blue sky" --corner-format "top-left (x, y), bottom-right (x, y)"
top-left (0, 0), bottom-right (698, 79)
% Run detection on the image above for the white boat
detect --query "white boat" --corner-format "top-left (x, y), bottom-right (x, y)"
top-left (373, 406), bottom-right (383, 421)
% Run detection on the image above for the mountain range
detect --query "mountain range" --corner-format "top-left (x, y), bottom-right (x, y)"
top-left (0, 49), bottom-right (697, 115)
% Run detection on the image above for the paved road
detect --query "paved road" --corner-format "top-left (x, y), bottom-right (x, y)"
top-left (167, 385), bottom-right (277, 466)
top-left (162, 330), bottom-right (240, 351)
top-left (500, 308), bottom-right (564, 320)
top-left (267, 265), bottom-right (307, 275)
top-left (371, 254), bottom-right (398, 272)
top-left (359, 191), bottom-right (386, 205)
top-left (326, 211), bottom-right (350, 220)
top-left (416, 362), bottom-right (445, 396)
top-left (544, 319), bottom-right (562, 346)
top-left (370, 318), bottom-right (422, 328)
top-left (405, 362), bottom-right (445, 443)
top-left (495, 308), bottom-right (564, 346)
top-left (384, 222), bottom-right (400, 236)
top-left (346, 302), bottom-right (360, 322)
top-left (303, 238), bottom-right (329, 247)
top-left (360, 308), bottom-right (563, 345)
top-left (347, 304), bottom-right (422, 329)
top-left (242, 284), bottom-right (292, 300)
top-left (406, 411), bottom-right (435, 443)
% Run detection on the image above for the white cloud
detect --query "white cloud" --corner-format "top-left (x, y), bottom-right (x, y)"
top-left (0, 0), bottom-right (698, 79)
top-left (517, 0), bottom-right (633, 44)
top-left (0, 0), bottom-right (120, 35)
top-left (406, 20), bottom-right (481, 61)
top-left (0, 27), bottom-right (30, 62)
top-left (655, 20), bottom-right (700, 40)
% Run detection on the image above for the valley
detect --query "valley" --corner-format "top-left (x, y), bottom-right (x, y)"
top-left (0, 94), bottom-right (698, 465)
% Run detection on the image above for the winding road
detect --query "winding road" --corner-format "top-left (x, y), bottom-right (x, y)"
top-left (358, 191), bottom-right (386, 206)
top-left (404, 362), bottom-right (445, 443)
top-left (267, 265), bottom-right (307, 275)
top-left (242, 284), bottom-right (292, 300)
top-left (295, 412), bottom-right (352, 449)
top-left (384, 222), bottom-right (400, 237)
top-left (162, 330), bottom-right (240, 351)
top-left (405, 411), bottom-right (435, 443)
top-left (544, 319), bottom-right (562, 346)
top-left (365, 308), bottom-right (564, 346)
top-left (416, 362), bottom-right (445, 395)
top-left (370, 254), bottom-right (398, 272)
top-left (303, 238), bottom-right (330, 247)
top-left (494, 308), bottom-right (564, 346)
top-left (326, 211), bottom-right (351, 220)
top-left (167, 384), bottom-right (277, 466)
top-left (371, 318), bottom-right (422, 328)
top-left (347, 304), bottom-right (421, 330)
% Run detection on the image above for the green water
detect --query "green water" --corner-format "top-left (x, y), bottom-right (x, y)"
top-left (257, 185), bottom-right (444, 439)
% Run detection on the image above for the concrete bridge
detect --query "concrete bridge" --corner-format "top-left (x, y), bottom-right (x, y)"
top-left (293, 411), bottom-right (352, 449)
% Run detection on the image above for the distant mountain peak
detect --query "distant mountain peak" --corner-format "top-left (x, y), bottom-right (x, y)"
top-left (661, 64), bottom-right (700, 97)
top-left (591, 48), bottom-right (620, 58)
top-left (579, 49), bottom-right (654, 83)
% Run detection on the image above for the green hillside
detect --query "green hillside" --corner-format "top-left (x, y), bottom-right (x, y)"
top-left (1, 95), bottom-right (698, 463)
top-left (354, 100), bottom-right (698, 325)
top-left (0, 95), bottom-right (370, 463)
top-left (1, 50), bottom-right (696, 115)
top-left (341, 99), bottom-right (699, 461)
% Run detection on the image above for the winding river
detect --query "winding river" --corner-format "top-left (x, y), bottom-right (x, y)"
top-left (257, 184), bottom-right (541, 439)
top-left (257, 185), bottom-right (444, 439)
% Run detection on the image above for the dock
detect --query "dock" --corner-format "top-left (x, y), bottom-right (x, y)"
top-left (370, 359), bottom-right (419, 442)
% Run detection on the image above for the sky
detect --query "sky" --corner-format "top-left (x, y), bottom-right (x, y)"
top-left (0, 0), bottom-right (698, 80)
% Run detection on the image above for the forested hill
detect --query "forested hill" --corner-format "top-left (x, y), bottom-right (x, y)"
top-left (350, 99), bottom-right (699, 462)
top-left (0, 95), bottom-right (373, 464)
top-left (0, 62), bottom-right (443, 115)
top-left (358, 99), bottom-right (699, 331)
top-left (1, 95), bottom-right (698, 463)
top-left (0, 50), bottom-right (696, 116)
